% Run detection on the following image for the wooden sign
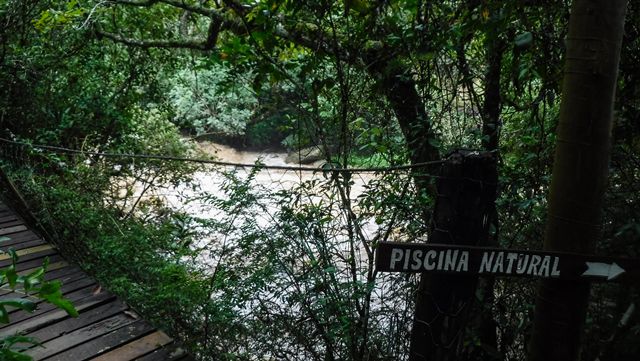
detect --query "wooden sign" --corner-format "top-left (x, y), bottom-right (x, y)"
top-left (375, 242), bottom-right (640, 282)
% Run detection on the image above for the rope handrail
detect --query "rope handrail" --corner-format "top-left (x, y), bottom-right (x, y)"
top-left (0, 137), bottom-right (447, 173)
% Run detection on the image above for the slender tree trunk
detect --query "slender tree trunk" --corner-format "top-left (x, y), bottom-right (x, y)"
top-left (466, 33), bottom-right (505, 361)
top-left (527, 1), bottom-right (628, 360)
top-left (381, 71), bottom-right (439, 166)
top-left (364, 57), bottom-right (440, 166)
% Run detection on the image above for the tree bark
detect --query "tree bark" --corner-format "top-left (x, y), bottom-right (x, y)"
top-left (527, 1), bottom-right (628, 360)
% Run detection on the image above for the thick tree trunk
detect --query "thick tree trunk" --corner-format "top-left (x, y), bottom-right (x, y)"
top-left (527, 1), bottom-right (628, 360)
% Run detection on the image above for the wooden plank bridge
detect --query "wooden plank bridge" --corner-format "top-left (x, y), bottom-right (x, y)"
top-left (0, 201), bottom-right (193, 361)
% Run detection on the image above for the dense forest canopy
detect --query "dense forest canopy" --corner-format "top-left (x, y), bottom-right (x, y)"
top-left (0, 0), bottom-right (638, 360)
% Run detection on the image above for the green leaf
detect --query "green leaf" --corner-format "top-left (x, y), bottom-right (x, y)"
top-left (37, 281), bottom-right (78, 317)
top-left (0, 299), bottom-right (37, 313)
top-left (45, 298), bottom-right (78, 318)
top-left (6, 266), bottom-right (17, 289)
top-left (23, 265), bottom-right (47, 292)
top-left (514, 32), bottom-right (533, 48)
top-left (0, 347), bottom-right (37, 361)
top-left (0, 305), bottom-right (8, 324)
top-left (2, 334), bottom-right (42, 348)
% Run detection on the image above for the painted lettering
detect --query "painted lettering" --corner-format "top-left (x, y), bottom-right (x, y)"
top-left (457, 251), bottom-right (469, 272)
top-left (492, 252), bottom-right (505, 273)
top-left (390, 248), bottom-right (404, 270)
top-left (516, 254), bottom-right (530, 274)
top-left (403, 249), bottom-right (411, 270)
top-left (411, 250), bottom-right (423, 271)
top-left (425, 250), bottom-right (437, 270)
top-left (551, 257), bottom-right (561, 277)
top-left (506, 253), bottom-right (518, 273)
top-left (444, 250), bottom-right (459, 271)
top-left (539, 256), bottom-right (551, 277)
top-left (479, 252), bottom-right (494, 273)
top-left (527, 255), bottom-right (542, 275)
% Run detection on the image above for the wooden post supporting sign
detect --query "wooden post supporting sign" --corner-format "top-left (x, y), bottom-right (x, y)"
top-left (408, 151), bottom-right (497, 361)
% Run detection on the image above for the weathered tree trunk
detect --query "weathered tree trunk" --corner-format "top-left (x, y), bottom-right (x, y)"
top-left (409, 151), bottom-right (498, 361)
top-left (527, 1), bottom-right (628, 360)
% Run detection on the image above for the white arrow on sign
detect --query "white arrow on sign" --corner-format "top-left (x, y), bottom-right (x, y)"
top-left (582, 262), bottom-right (626, 280)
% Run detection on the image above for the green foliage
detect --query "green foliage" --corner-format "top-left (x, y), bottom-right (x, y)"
top-left (169, 64), bottom-right (258, 137)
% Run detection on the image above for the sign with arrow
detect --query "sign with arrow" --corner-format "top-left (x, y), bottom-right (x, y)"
top-left (375, 242), bottom-right (640, 282)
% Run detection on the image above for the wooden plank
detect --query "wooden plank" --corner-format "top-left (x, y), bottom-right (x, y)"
top-left (4, 274), bottom-right (96, 309)
top-left (42, 255), bottom-right (69, 271)
top-left (0, 244), bottom-right (54, 261)
top-left (0, 269), bottom-right (88, 300)
top-left (26, 260), bottom-right (68, 273)
top-left (0, 214), bottom-right (18, 222)
top-left (27, 300), bottom-right (128, 343)
top-left (0, 249), bottom-right (58, 268)
top-left (0, 238), bottom-right (46, 252)
top-left (0, 266), bottom-right (83, 298)
top-left (0, 225), bottom-right (28, 236)
top-left (0, 231), bottom-right (42, 246)
top-left (11, 254), bottom-right (63, 272)
top-left (2, 277), bottom-right (97, 322)
top-left (39, 266), bottom-right (83, 282)
top-left (0, 288), bottom-right (111, 335)
top-left (0, 219), bottom-right (22, 228)
top-left (0, 259), bottom-right (69, 296)
top-left (90, 330), bottom-right (173, 361)
top-left (27, 313), bottom-right (144, 360)
top-left (0, 289), bottom-right (114, 337)
top-left (0, 248), bottom-right (56, 268)
top-left (134, 344), bottom-right (194, 361)
top-left (14, 254), bottom-right (63, 270)
top-left (39, 319), bottom-right (155, 361)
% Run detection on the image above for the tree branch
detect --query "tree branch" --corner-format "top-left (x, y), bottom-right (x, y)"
top-left (113, 0), bottom-right (218, 17)
top-left (96, 26), bottom-right (209, 50)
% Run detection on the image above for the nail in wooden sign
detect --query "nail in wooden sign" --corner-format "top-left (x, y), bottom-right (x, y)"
top-left (375, 242), bottom-right (640, 282)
